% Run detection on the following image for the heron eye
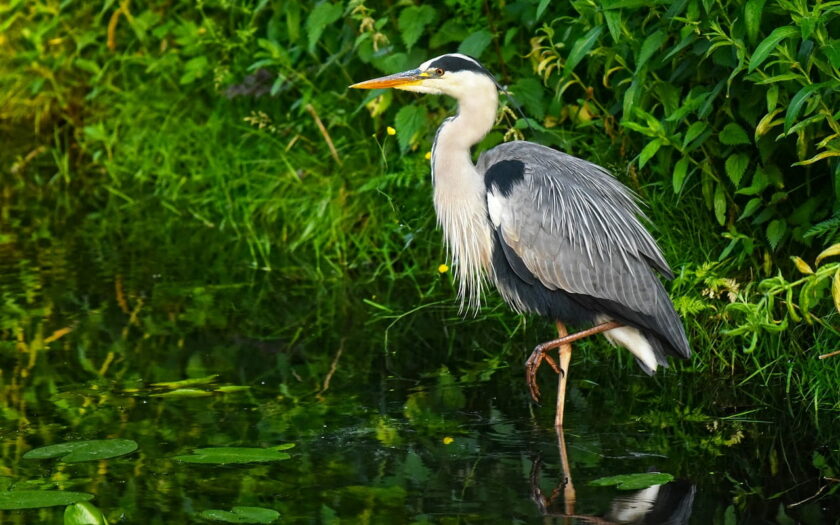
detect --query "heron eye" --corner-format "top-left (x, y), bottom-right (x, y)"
top-left (435, 68), bottom-right (444, 76)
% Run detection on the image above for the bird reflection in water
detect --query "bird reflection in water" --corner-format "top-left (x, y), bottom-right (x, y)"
top-left (530, 428), bottom-right (696, 524)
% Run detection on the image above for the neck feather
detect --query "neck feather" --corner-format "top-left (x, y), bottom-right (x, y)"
top-left (430, 85), bottom-right (498, 312)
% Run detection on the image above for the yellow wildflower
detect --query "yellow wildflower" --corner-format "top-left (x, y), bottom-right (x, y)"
top-left (438, 264), bottom-right (449, 273)
top-left (386, 126), bottom-right (396, 135)
top-left (442, 436), bottom-right (454, 445)
top-left (425, 151), bottom-right (432, 160)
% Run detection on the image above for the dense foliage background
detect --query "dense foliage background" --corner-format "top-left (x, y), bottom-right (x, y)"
top-left (2, 0), bottom-right (840, 521)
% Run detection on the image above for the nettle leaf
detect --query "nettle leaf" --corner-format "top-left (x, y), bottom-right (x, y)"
top-left (199, 506), bottom-right (280, 524)
top-left (398, 5), bottom-right (435, 50)
top-left (511, 78), bottom-right (545, 119)
top-left (748, 26), bottom-right (798, 72)
top-left (719, 123), bottom-right (750, 145)
top-left (430, 20), bottom-right (467, 49)
top-left (766, 219), bottom-right (786, 250)
top-left (394, 105), bottom-right (427, 153)
top-left (589, 472), bottom-right (674, 490)
top-left (458, 30), bottom-right (492, 58)
top-left (725, 154), bottom-right (749, 187)
top-left (306, 2), bottom-right (343, 53)
top-left (24, 439), bottom-right (138, 463)
top-left (174, 446), bottom-right (292, 464)
top-left (0, 491), bottom-right (93, 510)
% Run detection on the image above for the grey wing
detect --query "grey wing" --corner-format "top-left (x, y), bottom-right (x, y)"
top-left (479, 141), bottom-right (690, 358)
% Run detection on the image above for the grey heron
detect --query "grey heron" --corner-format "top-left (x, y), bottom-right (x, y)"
top-left (350, 54), bottom-right (691, 427)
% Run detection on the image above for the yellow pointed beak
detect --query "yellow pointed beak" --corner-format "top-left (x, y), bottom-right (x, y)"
top-left (349, 69), bottom-right (425, 89)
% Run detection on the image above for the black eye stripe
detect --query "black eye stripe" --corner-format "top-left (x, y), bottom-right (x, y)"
top-left (428, 55), bottom-right (491, 76)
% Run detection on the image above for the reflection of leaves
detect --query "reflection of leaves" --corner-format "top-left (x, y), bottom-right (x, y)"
top-left (24, 439), bottom-right (137, 463)
top-left (199, 506), bottom-right (280, 523)
top-left (0, 490), bottom-right (93, 510)
top-left (589, 472), bottom-right (674, 490)
top-left (174, 446), bottom-right (293, 464)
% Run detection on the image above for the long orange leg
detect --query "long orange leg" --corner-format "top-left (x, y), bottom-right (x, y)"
top-left (525, 321), bottom-right (622, 427)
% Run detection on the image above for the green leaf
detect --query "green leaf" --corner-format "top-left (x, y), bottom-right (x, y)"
top-left (511, 78), bottom-right (545, 119)
top-left (725, 154), bottom-right (749, 187)
top-left (151, 374), bottom-right (218, 388)
top-left (151, 388), bottom-right (214, 398)
top-left (306, 2), bottom-right (343, 53)
top-left (748, 26), bottom-right (798, 72)
top-left (738, 198), bottom-right (763, 220)
top-left (429, 20), bottom-right (467, 49)
top-left (458, 30), bottom-right (492, 59)
top-left (784, 84), bottom-right (823, 133)
top-left (24, 439), bottom-right (138, 463)
top-left (398, 5), bottom-right (436, 50)
top-left (744, 0), bottom-right (766, 43)
top-left (766, 219), bottom-right (786, 250)
top-left (564, 26), bottom-right (603, 78)
top-left (536, 0), bottom-right (551, 21)
top-left (682, 122), bottom-right (708, 148)
top-left (0, 491), bottom-right (93, 510)
top-left (588, 472), bottom-right (674, 490)
top-left (719, 123), bottom-right (750, 145)
top-left (639, 139), bottom-right (662, 168)
top-left (173, 447), bottom-right (292, 464)
top-left (199, 506), bottom-right (280, 524)
top-left (604, 10), bottom-right (621, 43)
top-left (64, 501), bottom-right (108, 525)
top-left (394, 105), bottom-right (426, 153)
top-left (673, 157), bottom-right (690, 193)
top-left (637, 30), bottom-right (666, 71)
top-left (714, 183), bottom-right (726, 225)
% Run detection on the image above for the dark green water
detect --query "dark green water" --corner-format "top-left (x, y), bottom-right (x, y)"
top-left (0, 238), bottom-right (837, 524)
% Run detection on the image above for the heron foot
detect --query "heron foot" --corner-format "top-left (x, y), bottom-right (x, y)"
top-left (525, 342), bottom-right (562, 402)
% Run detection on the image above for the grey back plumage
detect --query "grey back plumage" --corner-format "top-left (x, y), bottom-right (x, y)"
top-left (479, 141), bottom-right (690, 359)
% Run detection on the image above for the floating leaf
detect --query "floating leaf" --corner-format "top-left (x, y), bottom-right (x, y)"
top-left (748, 26), bottom-right (798, 72)
top-left (589, 472), bottom-right (674, 490)
top-left (151, 388), bottom-right (214, 398)
top-left (151, 375), bottom-right (218, 389)
top-left (24, 439), bottom-right (138, 463)
top-left (816, 243), bottom-right (840, 265)
top-left (199, 506), bottom-right (280, 524)
top-left (0, 491), bottom-right (93, 510)
top-left (64, 501), bottom-right (109, 525)
top-left (174, 447), bottom-right (292, 464)
top-left (719, 123), bottom-right (750, 145)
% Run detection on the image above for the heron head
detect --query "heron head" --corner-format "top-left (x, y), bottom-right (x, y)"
top-left (350, 53), bottom-right (497, 99)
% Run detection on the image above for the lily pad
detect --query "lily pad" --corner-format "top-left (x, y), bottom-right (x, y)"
top-left (23, 439), bottom-right (138, 463)
top-left (0, 490), bottom-right (93, 510)
top-left (64, 501), bottom-right (109, 524)
top-left (173, 446), bottom-right (292, 464)
top-left (588, 472), bottom-right (674, 490)
top-left (199, 506), bottom-right (279, 523)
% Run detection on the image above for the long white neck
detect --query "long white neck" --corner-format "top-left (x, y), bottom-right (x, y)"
top-left (431, 81), bottom-right (498, 312)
